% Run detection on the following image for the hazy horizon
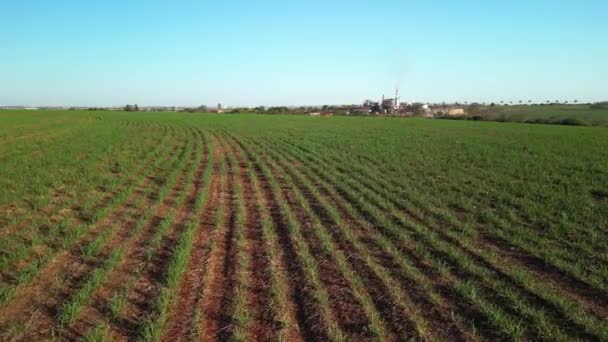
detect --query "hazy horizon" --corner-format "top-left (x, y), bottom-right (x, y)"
top-left (1, 0), bottom-right (607, 107)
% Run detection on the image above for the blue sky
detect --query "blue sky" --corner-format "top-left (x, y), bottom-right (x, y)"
top-left (1, 0), bottom-right (606, 107)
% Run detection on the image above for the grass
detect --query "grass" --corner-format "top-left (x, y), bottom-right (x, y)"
top-left (55, 127), bottom-right (201, 330)
top-left (235, 134), bottom-right (393, 339)
top-left (0, 123), bottom-right (182, 304)
top-left (0, 110), bottom-right (606, 341)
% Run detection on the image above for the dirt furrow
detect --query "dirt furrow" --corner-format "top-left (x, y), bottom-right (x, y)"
top-left (270, 169), bottom-right (375, 340)
top-left (216, 145), bottom-right (242, 341)
top-left (222, 135), bottom-right (304, 341)
top-left (160, 137), bottom-right (221, 341)
top-left (229, 143), bottom-right (276, 340)
top-left (198, 137), bottom-right (238, 339)
top-left (235, 141), bottom-right (328, 341)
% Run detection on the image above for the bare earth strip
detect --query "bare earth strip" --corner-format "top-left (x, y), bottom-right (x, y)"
top-left (160, 135), bottom-right (222, 341)
top-left (198, 136), bottom-right (238, 339)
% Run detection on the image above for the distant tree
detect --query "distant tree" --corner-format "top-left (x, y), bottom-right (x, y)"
top-left (490, 102), bottom-right (496, 107)
top-left (590, 101), bottom-right (608, 109)
top-left (124, 104), bottom-right (140, 112)
top-left (574, 100), bottom-right (578, 104)
top-left (198, 105), bottom-right (208, 112)
top-left (267, 106), bottom-right (289, 113)
top-left (467, 103), bottom-right (483, 115)
top-left (411, 103), bottom-right (426, 116)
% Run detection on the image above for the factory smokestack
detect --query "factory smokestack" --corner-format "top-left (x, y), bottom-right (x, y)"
top-left (394, 87), bottom-right (400, 110)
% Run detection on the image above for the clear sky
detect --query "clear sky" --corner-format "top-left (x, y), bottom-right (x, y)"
top-left (1, 0), bottom-right (606, 107)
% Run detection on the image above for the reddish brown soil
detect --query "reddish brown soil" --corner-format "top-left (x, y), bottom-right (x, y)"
top-left (225, 140), bottom-right (304, 341)
top-left (272, 170), bottom-right (375, 340)
top-left (198, 139), bottom-right (238, 339)
top-left (229, 143), bottom-right (281, 340)
top-left (160, 137), bottom-right (221, 341)
top-left (234, 139), bottom-right (328, 341)
top-left (215, 146), bottom-right (244, 341)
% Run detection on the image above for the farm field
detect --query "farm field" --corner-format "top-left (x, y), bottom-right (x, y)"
top-left (477, 104), bottom-right (608, 126)
top-left (1, 110), bottom-right (607, 341)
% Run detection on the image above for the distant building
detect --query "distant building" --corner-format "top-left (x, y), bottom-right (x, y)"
top-left (362, 89), bottom-right (472, 117)
top-left (381, 98), bottom-right (395, 114)
top-left (351, 108), bottom-right (371, 115)
top-left (447, 108), bottom-right (465, 115)
top-left (427, 106), bottom-right (466, 117)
